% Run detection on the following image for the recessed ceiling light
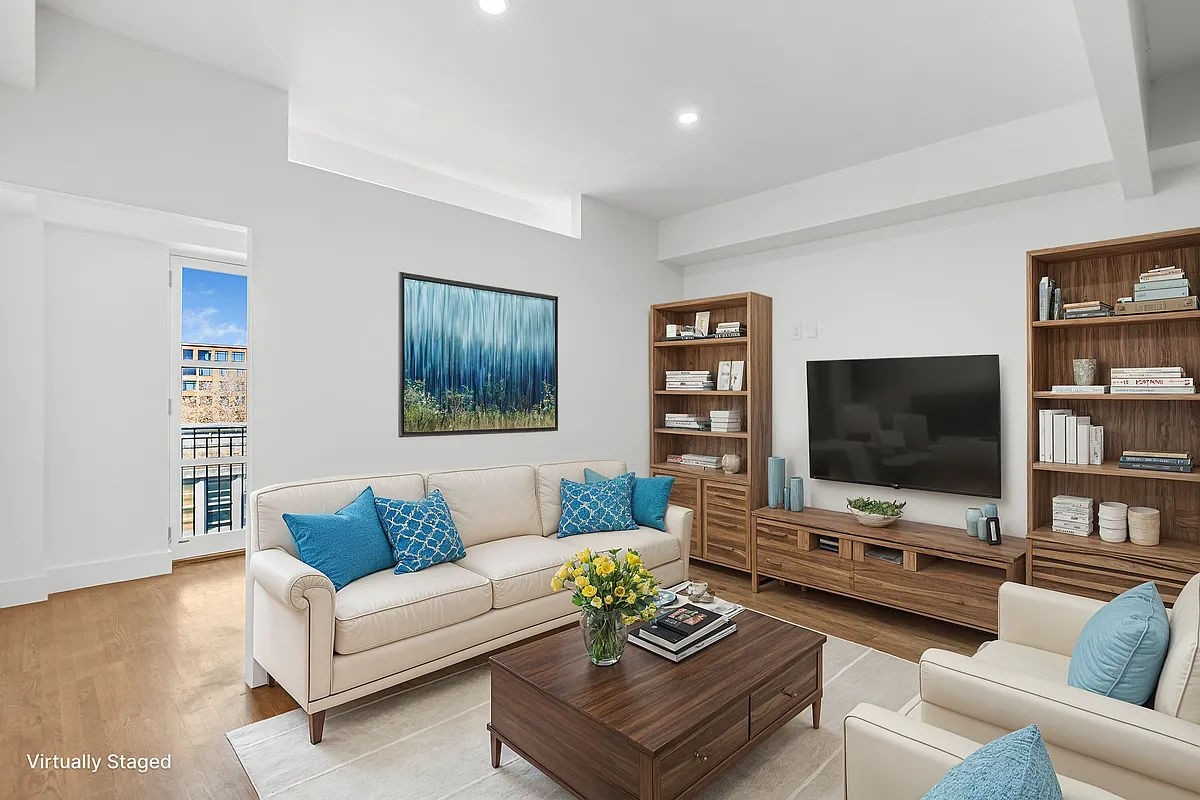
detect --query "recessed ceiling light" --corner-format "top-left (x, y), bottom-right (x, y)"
top-left (479, 0), bottom-right (508, 14)
top-left (676, 110), bottom-right (701, 128)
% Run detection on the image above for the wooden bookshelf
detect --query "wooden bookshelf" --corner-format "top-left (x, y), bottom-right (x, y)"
top-left (649, 293), bottom-right (772, 574)
top-left (1027, 227), bottom-right (1200, 602)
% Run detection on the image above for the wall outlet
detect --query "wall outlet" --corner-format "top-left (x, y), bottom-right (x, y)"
top-left (791, 323), bottom-right (803, 340)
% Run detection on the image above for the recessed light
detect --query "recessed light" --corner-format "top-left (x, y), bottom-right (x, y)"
top-left (479, 0), bottom-right (508, 14)
top-left (676, 110), bottom-right (701, 128)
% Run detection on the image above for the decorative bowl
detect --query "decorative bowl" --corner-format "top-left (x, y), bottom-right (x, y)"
top-left (654, 589), bottom-right (678, 607)
top-left (848, 508), bottom-right (902, 528)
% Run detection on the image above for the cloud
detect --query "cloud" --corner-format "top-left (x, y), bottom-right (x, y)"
top-left (183, 306), bottom-right (246, 345)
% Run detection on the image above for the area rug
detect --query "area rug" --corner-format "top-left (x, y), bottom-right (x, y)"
top-left (228, 631), bottom-right (917, 800)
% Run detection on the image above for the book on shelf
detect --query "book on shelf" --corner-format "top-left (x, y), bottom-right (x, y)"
top-left (1052, 494), bottom-right (1094, 536)
top-left (1063, 309), bottom-right (1113, 319)
top-left (1110, 377), bottom-right (1193, 386)
top-left (1050, 385), bottom-right (1107, 393)
top-left (1110, 367), bottom-right (1185, 377)
top-left (1065, 415), bottom-right (1079, 464)
top-left (666, 370), bottom-right (713, 377)
top-left (1038, 277), bottom-right (1057, 321)
top-left (1115, 296), bottom-right (1198, 315)
top-left (1063, 300), bottom-right (1112, 311)
top-left (1117, 459), bottom-right (1193, 473)
top-left (1134, 285), bottom-right (1191, 302)
top-left (716, 361), bottom-right (732, 391)
top-left (1052, 525), bottom-right (1093, 536)
top-left (1110, 386), bottom-right (1196, 394)
top-left (1134, 278), bottom-right (1190, 292)
top-left (1076, 420), bottom-right (1091, 465)
top-left (628, 620), bottom-right (736, 662)
top-left (1089, 426), bottom-right (1104, 465)
top-left (1038, 409), bottom-right (1071, 462)
top-left (1123, 449), bottom-right (1191, 459)
top-left (1052, 413), bottom-right (1069, 464)
top-left (1052, 287), bottom-right (1062, 320)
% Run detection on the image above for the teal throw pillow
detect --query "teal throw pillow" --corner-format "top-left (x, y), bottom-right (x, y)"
top-left (558, 473), bottom-right (638, 537)
top-left (584, 468), bottom-right (675, 531)
top-left (374, 489), bottom-right (466, 574)
top-left (282, 487), bottom-right (394, 591)
top-left (1068, 580), bottom-right (1170, 704)
top-left (922, 725), bottom-right (1062, 800)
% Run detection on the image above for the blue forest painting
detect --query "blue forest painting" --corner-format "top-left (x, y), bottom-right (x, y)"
top-left (401, 274), bottom-right (557, 434)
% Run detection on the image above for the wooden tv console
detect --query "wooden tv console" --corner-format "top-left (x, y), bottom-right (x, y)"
top-left (750, 507), bottom-right (1026, 633)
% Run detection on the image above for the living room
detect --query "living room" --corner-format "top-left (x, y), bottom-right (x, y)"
top-left (2, 2), bottom-right (1199, 799)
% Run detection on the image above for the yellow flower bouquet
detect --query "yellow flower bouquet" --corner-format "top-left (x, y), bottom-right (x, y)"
top-left (550, 548), bottom-right (661, 665)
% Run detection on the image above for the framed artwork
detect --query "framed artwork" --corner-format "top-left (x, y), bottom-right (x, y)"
top-left (400, 273), bottom-right (558, 436)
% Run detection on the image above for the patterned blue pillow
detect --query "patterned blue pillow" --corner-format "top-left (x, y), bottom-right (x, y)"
top-left (922, 725), bottom-right (1062, 800)
top-left (558, 474), bottom-right (638, 537)
top-left (374, 489), bottom-right (466, 574)
top-left (584, 468), bottom-right (675, 531)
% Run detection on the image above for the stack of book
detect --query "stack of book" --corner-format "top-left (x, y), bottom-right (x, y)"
top-left (666, 370), bottom-right (714, 391)
top-left (1118, 450), bottom-right (1193, 474)
top-left (1109, 366), bottom-right (1195, 395)
top-left (709, 410), bottom-right (743, 432)
top-left (667, 453), bottom-right (722, 470)
top-left (1038, 409), bottom-right (1103, 465)
top-left (1115, 266), bottom-right (1197, 316)
top-left (1037, 277), bottom-right (1062, 321)
top-left (663, 414), bottom-right (709, 431)
top-left (714, 322), bottom-right (746, 338)
top-left (629, 603), bottom-right (737, 662)
top-left (1052, 495), bottom-right (1094, 536)
top-left (816, 536), bottom-right (839, 553)
top-left (1062, 300), bottom-right (1113, 319)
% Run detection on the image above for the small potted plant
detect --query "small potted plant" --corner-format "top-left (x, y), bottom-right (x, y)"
top-left (551, 548), bottom-right (661, 666)
top-left (846, 497), bottom-right (906, 528)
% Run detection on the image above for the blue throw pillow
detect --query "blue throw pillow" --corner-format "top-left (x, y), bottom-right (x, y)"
top-left (558, 473), bottom-right (638, 537)
top-left (374, 489), bottom-right (466, 574)
top-left (282, 487), bottom-right (394, 591)
top-left (584, 468), bottom-right (675, 531)
top-left (1068, 580), bottom-right (1170, 704)
top-left (922, 725), bottom-right (1062, 800)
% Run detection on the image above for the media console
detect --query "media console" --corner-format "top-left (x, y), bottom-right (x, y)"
top-left (750, 507), bottom-right (1026, 632)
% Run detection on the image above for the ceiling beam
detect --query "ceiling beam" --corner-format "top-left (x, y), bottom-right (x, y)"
top-left (1073, 0), bottom-right (1154, 198)
top-left (0, 0), bottom-right (35, 91)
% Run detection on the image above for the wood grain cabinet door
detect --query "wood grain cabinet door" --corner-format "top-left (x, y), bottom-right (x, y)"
top-left (703, 482), bottom-right (750, 569)
top-left (654, 469), bottom-right (702, 556)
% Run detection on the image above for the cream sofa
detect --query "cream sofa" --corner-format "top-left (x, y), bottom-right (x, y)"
top-left (844, 704), bottom-right (1121, 799)
top-left (247, 460), bottom-right (692, 743)
top-left (904, 578), bottom-right (1200, 800)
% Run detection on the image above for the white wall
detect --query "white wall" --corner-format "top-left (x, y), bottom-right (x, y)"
top-left (0, 11), bottom-right (681, 611)
top-left (682, 166), bottom-right (1200, 535)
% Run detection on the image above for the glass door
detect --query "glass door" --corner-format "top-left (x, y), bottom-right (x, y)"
top-left (169, 254), bottom-right (249, 558)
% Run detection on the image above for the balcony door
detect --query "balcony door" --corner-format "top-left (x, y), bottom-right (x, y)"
top-left (169, 255), bottom-right (250, 558)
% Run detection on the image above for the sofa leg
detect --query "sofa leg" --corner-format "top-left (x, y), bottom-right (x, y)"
top-left (308, 711), bottom-right (326, 744)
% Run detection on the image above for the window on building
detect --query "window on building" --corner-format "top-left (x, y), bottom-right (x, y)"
top-left (199, 368), bottom-right (212, 376)
top-left (216, 351), bottom-right (229, 362)
top-left (183, 381), bottom-right (197, 391)
top-left (183, 367), bottom-right (197, 376)
top-left (183, 348), bottom-right (193, 360)
top-left (232, 352), bottom-right (246, 362)
top-left (198, 350), bottom-right (212, 361)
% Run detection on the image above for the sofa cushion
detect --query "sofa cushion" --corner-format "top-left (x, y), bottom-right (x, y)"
top-left (282, 487), bottom-right (395, 591)
top-left (374, 489), bottom-right (466, 574)
top-left (1156, 573), bottom-right (1200, 723)
top-left (551, 527), bottom-right (681, 571)
top-left (974, 641), bottom-right (1071, 685)
top-left (456, 536), bottom-right (566, 609)
top-left (253, 473), bottom-right (426, 556)
top-left (585, 468), bottom-right (675, 531)
top-left (426, 465), bottom-right (541, 547)
top-left (1068, 581), bottom-right (1170, 705)
top-left (535, 460), bottom-right (627, 535)
top-left (922, 724), bottom-right (1063, 800)
top-left (333, 563), bottom-right (492, 655)
top-left (558, 474), bottom-right (639, 537)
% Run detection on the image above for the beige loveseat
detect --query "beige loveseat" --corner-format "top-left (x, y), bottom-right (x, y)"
top-left (247, 460), bottom-right (692, 743)
top-left (905, 578), bottom-right (1200, 800)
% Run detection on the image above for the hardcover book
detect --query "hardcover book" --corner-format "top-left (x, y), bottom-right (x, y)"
top-left (1134, 285), bottom-right (1191, 302)
top-left (629, 621), bottom-right (737, 662)
top-left (1115, 296), bottom-right (1198, 315)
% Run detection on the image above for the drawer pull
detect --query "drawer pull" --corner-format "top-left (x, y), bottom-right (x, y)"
top-left (782, 689), bottom-right (798, 698)
top-left (693, 751), bottom-right (709, 763)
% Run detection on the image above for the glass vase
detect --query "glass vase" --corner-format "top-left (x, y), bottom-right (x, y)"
top-left (580, 609), bottom-right (628, 666)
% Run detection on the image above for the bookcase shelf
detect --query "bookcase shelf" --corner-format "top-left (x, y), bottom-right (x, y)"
top-left (1026, 227), bottom-right (1200, 603)
top-left (650, 293), bottom-right (771, 576)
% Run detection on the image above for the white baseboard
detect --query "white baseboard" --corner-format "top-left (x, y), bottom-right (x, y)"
top-left (44, 550), bottom-right (173, 597)
top-left (0, 573), bottom-right (50, 607)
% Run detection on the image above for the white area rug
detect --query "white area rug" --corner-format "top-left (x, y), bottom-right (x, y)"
top-left (228, 632), bottom-right (916, 800)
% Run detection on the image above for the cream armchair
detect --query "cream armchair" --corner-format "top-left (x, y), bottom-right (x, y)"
top-left (907, 578), bottom-right (1200, 800)
top-left (844, 704), bottom-right (1121, 799)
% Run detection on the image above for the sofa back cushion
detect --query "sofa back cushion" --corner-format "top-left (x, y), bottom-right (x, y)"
top-left (252, 473), bottom-right (426, 556)
top-left (535, 460), bottom-right (627, 535)
top-left (1067, 581), bottom-right (1170, 705)
top-left (1156, 573), bottom-right (1200, 723)
top-left (427, 465), bottom-right (541, 547)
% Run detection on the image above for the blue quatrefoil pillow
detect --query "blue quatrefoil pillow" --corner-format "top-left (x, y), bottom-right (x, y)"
top-left (374, 489), bottom-right (466, 574)
top-left (558, 473), bottom-right (639, 537)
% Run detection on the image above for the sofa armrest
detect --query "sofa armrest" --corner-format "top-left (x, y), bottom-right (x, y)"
top-left (251, 547), bottom-right (335, 609)
top-left (997, 582), bottom-right (1105, 656)
top-left (664, 504), bottom-right (693, 575)
top-left (844, 704), bottom-right (1120, 800)
top-left (919, 648), bottom-right (1200, 794)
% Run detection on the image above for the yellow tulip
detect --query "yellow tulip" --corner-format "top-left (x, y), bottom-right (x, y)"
top-left (625, 595), bottom-right (637, 605)
top-left (597, 560), bottom-right (616, 577)
top-left (550, 577), bottom-right (563, 591)
top-left (613, 585), bottom-right (626, 597)
top-left (621, 614), bottom-right (638, 625)
top-left (604, 595), bottom-right (614, 605)
top-left (582, 584), bottom-right (597, 598)
top-left (590, 596), bottom-right (603, 608)
top-left (626, 552), bottom-right (641, 566)
top-left (576, 575), bottom-right (589, 588)
top-left (579, 549), bottom-right (592, 563)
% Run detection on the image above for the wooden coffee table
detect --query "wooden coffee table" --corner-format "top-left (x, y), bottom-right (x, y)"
top-left (487, 610), bottom-right (826, 800)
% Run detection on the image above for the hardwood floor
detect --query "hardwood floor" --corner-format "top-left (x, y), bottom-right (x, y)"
top-left (0, 555), bottom-right (987, 800)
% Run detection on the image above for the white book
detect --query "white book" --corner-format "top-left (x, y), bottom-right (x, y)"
top-left (1053, 413), bottom-right (1069, 464)
top-left (1039, 409), bottom-right (1070, 462)
top-left (1076, 421), bottom-right (1091, 465)
top-left (1052, 526), bottom-right (1093, 537)
top-left (730, 360), bottom-right (745, 391)
top-left (1065, 416), bottom-right (1078, 465)
top-left (716, 361), bottom-right (732, 391)
top-left (1090, 426), bottom-right (1104, 465)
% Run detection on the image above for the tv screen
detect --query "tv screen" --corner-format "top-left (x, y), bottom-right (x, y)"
top-left (806, 355), bottom-right (1001, 498)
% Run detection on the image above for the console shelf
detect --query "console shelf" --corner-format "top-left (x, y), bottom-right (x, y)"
top-left (750, 507), bottom-right (1025, 633)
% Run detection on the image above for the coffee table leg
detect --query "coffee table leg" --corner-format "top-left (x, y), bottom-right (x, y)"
top-left (490, 730), bottom-right (502, 768)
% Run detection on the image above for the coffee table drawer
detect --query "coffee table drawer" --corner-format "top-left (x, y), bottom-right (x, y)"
top-left (659, 701), bottom-right (748, 799)
top-left (750, 652), bottom-right (819, 737)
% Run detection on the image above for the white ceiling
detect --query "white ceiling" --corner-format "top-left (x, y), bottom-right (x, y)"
top-left (42, 1), bottom-right (1104, 219)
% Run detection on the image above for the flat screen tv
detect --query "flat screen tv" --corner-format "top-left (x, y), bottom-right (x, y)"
top-left (806, 354), bottom-right (1001, 498)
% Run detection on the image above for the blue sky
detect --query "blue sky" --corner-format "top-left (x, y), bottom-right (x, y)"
top-left (182, 267), bottom-right (247, 346)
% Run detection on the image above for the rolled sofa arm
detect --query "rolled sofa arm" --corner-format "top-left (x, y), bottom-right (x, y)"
top-left (664, 504), bottom-right (694, 574)
top-left (251, 547), bottom-right (335, 609)
top-left (844, 704), bottom-right (1120, 800)
top-left (998, 582), bottom-right (1105, 657)
top-left (919, 648), bottom-right (1200, 795)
